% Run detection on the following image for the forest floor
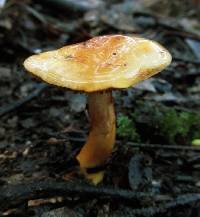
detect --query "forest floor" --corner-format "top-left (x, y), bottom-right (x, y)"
top-left (0, 0), bottom-right (200, 216)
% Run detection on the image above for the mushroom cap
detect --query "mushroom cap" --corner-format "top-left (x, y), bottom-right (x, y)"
top-left (24, 35), bottom-right (171, 92)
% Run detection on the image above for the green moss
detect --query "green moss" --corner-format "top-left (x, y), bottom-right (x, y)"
top-left (134, 101), bottom-right (200, 144)
top-left (159, 109), bottom-right (200, 144)
top-left (116, 101), bottom-right (200, 145)
top-left (117, 114), bottom-right (140, 142)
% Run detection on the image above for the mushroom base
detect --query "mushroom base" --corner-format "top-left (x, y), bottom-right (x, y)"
top-left (76, 91), bottom-right (116, 184)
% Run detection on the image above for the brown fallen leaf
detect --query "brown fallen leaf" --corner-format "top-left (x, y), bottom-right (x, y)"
top-left (28, 197), bottom-right (63, 207)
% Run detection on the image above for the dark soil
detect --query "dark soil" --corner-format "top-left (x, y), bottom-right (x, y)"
top-left (0, 0), bottom-right (200, 216)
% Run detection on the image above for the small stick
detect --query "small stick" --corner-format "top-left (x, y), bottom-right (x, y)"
top-left (67, 136), bottom-right (200, 152)
top-left (0, 83), bottom-right (48, 118)
top-left (126, 142), bottom-right (200, 152)
top-left (0, 179), bottom-right (152, 211)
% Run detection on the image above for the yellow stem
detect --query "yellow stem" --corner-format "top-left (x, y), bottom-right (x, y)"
top-left (76, 91), bottom-right (116, 184)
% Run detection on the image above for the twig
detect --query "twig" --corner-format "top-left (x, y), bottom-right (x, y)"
top-left (67, 136), bottom-right (200, 152)
top-left (0, 83), bottom-right (48, 118)
top-left (0, 179), bottom-right (152, 211)
top-left (126, 142), bottom-right (200, 152)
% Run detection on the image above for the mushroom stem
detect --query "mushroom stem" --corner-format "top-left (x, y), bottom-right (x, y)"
top-left (76, 91), bottom-right (116, 184)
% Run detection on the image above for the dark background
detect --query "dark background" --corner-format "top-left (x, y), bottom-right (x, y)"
top-left (0, 0), bottom-right (200, 216)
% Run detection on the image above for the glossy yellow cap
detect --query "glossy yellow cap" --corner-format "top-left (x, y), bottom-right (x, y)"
top-left (24, 35), bottom-right (171, 92)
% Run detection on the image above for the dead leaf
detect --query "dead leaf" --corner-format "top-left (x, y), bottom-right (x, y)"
top-left (186, 39), bottom-right (200, 60)
top-left (134, 78), bottom-right (157, 92)
top-left (28, 197), bottom-right (63, 207)
top-left (69, 94), bottom-right (86, 113)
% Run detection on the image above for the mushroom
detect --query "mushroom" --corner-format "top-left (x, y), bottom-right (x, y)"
top-left (24, 35), bottom-right (171, 184)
